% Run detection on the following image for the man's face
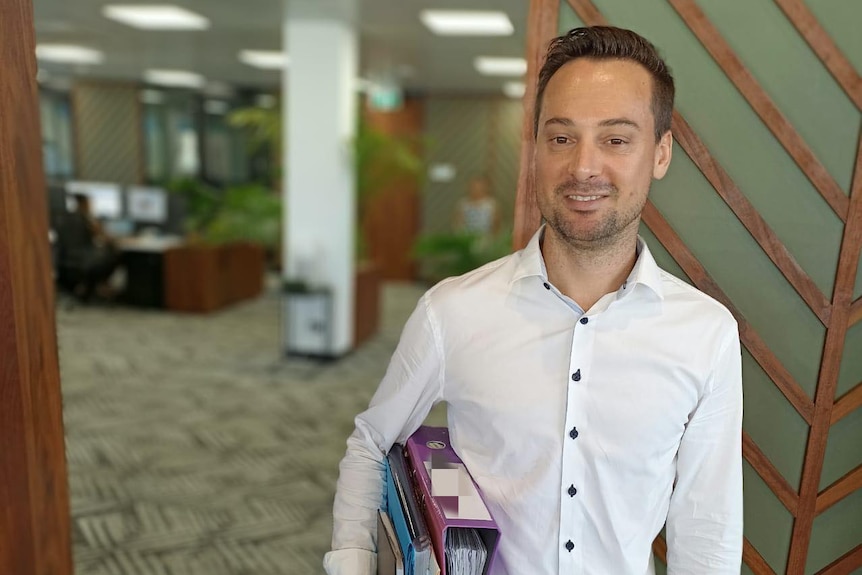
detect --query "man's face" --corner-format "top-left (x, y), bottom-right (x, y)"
top-left (534, 58), bottom-right (672, 249)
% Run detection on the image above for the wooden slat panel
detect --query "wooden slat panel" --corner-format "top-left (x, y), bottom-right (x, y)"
top-left (513, 0), bottom-right (559, 250)
top-left (652, 535), bottom-right (667, 563)
top-left (831, 382), bottom-right (862, 425)
top-left (816, 544), bottom-right (862, 575)
top-left (642, 201), bottom-right (815, 424)
top-left (0, 0), bottom-right (73, 573)
top-left (743, 431), bottom-right (800, 515)
top-left (772, 0), bottom-right (862, 111)
top-left (787, 128), bottom-right (862, 574)
top-left (816, 463), bottom-right (862, 515)
top-left (672, 112), bottom-right (832, 326)
top-left (850, 297), bottom-right (862, 327)
top-left (667, 0), bottom-right (850, 222)
top-left (744, 538), bottom-right (779, 575)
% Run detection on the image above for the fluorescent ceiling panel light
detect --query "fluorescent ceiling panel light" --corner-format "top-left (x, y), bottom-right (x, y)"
top-left (503, 81), bottom-right (526, 99)
top-left (35, 44), bottom-right (104, 65)
top-left (474, 56), bottom-right (527, 76)
top-left (144, 69), bottom-right (205, 89)
top-left (103, 5), bottom-right (209, 30)
top-left (238, 50), bottom-right (289, 70)
top-left (420, 10), bottom-right (513, 36)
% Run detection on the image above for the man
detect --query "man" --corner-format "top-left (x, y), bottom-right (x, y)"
top-left (325, 26), bottom-right (743, 575)
top-left (454, 175), bottom-right (501, 237)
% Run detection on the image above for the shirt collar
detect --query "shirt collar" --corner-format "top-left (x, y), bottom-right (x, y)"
top-left (510, 224), bottom-right (665, 300)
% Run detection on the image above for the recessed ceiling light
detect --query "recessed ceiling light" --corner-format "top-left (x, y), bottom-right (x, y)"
top-left (238, 50), bottom-right (289, 70)
top-left (420, 10), bottom-right (514, 36)
top-left (35, 44), bottom-right (104, 65)
top-left (103, 5), bottom-right (209, 30)
top-left (474, 56), bottom-right (527, 76)
top-left (503, 82), bottom-right (526, 99)
top-left (144, 69), bottom-right (205, 89)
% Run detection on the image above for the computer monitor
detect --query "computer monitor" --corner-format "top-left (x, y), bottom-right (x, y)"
top-left (65, 181), bottom-right (123, 219)
top-left (127, 186), bottom-right (168, 224)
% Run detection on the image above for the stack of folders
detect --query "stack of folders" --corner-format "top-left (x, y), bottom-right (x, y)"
top-left (379, 426), bottom-right (500, 575)
top-left (381, 444), bottom-right (440, 575)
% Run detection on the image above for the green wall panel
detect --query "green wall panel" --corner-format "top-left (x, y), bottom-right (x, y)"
top-left (806, 487), bottom-right (862, 574)
top-left (837, 321), bottom-right (862, 398)
top-left (820, 407), bottom-right (862, 490)
top-left (744, 460), bottom-right (794, 574)
top-left (742, 349), bottom-right (809, 489)
top-left (807, 0), bottom-right (862, 73)
top-left (638, 223), bottom-right (691, 283)
top-left (695, 0), bottom-right (858, 194)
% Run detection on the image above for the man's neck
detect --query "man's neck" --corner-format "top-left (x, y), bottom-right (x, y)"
top-left (542, 227), bottom-right (639, 312)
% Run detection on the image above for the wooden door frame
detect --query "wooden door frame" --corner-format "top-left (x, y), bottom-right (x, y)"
top-left (0, 0), bottom-right (73, 573)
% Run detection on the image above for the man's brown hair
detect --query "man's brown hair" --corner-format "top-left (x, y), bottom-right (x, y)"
top-left (534, 26), bottom-right (675, 142)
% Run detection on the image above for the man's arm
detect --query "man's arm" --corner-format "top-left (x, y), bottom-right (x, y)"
top-left (666, 323), bottom-right (743, 574)
top-left (324, 295), bottom-right (444, 574)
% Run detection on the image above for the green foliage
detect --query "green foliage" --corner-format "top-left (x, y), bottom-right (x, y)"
top-left (227, 104), bottom-right (281, 156)
top-left (166, 179), bottom-right (281, 249)
top-left (413, 230), bottom-right (512, 282)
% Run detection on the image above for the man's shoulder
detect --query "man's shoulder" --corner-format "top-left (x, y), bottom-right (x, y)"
top-left (424, 251), bottom-right (518, 307)
top-left (657, 268), bottom-right (737, 329)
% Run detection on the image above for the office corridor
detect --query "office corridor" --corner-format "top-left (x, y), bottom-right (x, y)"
top-left (57, 280), bottom-right (440, 575)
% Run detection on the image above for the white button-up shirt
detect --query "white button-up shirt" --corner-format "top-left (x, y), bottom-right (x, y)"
top-left (325, 227), bottom-right (743, 575)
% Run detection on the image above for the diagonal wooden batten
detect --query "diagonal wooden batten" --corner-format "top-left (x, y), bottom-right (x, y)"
top-left (787, 128), bottom-right (862, 574)
top-left (831, 381), bottom-right (862, 425)
top-left (652, 535), bottom-right (667, 564)
top-left (667, 0), bottom-right (850, 222)
top-left (743, 432), bottom-right (800, 516)
top-left (815, 543), bottom-right (862, 575)
top-left (673, 112), bottom-right (832, 326)
top-left (816, 463), bottom-right (862, 516)
top-left (513, 0), bottom-right (559, 251)
top-left (642, 201), bottom-right (815, 424)
top-left (850, 297), bottom-right (862, 327)
top-left (772, 0), bottom-right (862, 111)
top-left (744, 538), bottom-right (779, 575)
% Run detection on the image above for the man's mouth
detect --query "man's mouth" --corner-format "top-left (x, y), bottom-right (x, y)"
top-left (566, 195), bottom-right (604, 202)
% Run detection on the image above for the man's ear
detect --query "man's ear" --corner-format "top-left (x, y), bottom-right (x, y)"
top-left (652, 130), bottom-right (673, 180)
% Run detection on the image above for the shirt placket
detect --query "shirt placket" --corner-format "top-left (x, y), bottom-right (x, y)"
top-left (559, 311), bottom-right (595, 575)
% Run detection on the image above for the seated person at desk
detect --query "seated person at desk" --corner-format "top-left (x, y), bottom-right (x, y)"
top-left (56, 194), bottom-right (122, 301)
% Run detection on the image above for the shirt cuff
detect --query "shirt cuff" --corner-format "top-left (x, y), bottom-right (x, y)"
top-left (323, 548), bottom-right (376, 575)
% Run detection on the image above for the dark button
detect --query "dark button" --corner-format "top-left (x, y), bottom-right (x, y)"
top-left (571, 370), bottom-right (581, 382)
top-left (543, 282), bottom-right (551, 290)
top-left (579, 317), bottom-right (589, 325)
top-left (569, 427), bottom-right (579, 439)
top-left (565, 540), bottom-right (574, 552)
top-left (568, 484), bottom-right (577, 497)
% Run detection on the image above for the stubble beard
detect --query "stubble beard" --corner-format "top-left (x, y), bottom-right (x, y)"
top-left (541, 180), bottom-right (648, 250)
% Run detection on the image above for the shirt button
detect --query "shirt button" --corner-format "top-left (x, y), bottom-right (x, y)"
top-left (568, 484), bottom-right (577, 497)
top-left (579, 317), bottom-right (589, 325)
top-left (543, 282), bottom-right (551, 290)
top-left (565, 540), bottom-right (574, 552)
top-left (571, 369), bottom-right (581, 382)
top-left (569, 427), bottom-right (579, 439)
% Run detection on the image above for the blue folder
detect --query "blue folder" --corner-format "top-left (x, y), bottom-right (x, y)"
top-left (385, 445), bottom-right (433, 575)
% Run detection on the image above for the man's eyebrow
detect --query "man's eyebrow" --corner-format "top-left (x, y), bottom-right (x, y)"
top-left (543, 117), bottom-right (575, 129)
top-left (599, 118), bottom-right (641, 130)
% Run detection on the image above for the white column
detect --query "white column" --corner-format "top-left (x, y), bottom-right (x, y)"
top-left (283, 0), bottom-right (357, 355)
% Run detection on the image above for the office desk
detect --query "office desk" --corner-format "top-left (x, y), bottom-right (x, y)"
top-left (118, 236), bottom-right (183, 308)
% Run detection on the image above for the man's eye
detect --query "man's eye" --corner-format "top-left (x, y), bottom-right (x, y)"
top-left (608, 138), bottom-right (626, 145)
top-left (553, 136), bottom-right (569, 144)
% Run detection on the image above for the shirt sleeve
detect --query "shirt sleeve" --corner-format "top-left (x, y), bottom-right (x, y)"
top-left (323, 294), bottom-right (445, 575)
top-left (666, 322), bottom-right (744, 574)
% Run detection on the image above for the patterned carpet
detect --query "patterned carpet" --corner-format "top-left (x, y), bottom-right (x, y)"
top-left (57, 279), bottom-right (445, 575)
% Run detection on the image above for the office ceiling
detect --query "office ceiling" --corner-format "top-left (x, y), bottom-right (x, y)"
top-left (32, 0), bottom-right (531, 96)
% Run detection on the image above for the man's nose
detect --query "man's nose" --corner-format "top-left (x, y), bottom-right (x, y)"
top-left (569, 141), bottom-right (602, 181)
